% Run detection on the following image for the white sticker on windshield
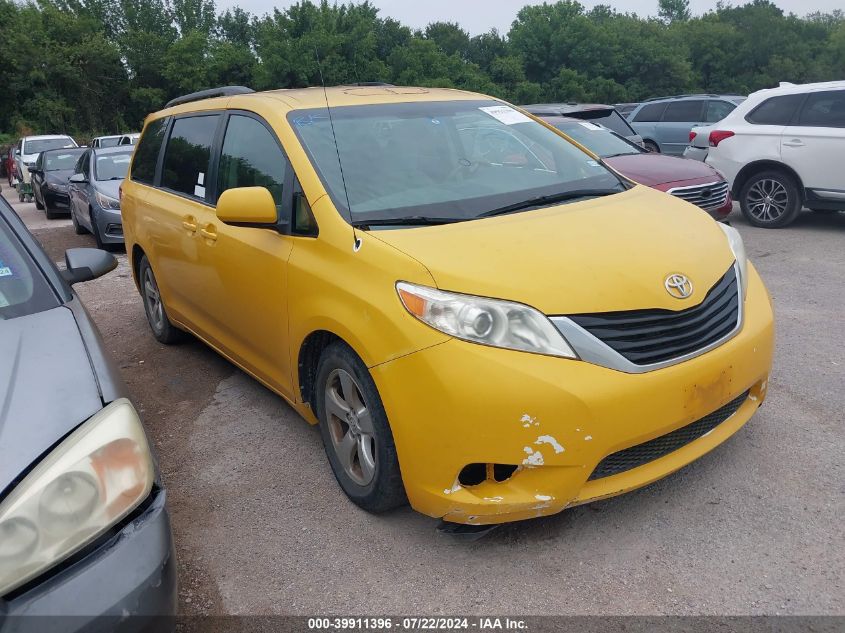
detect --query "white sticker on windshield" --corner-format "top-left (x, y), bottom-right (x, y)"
top-left (578, 122), bottom-right (603, 130)
top-left (0, 266), bottom-right (12, 277)
top-left (479, 105), bottom-right (532, 125)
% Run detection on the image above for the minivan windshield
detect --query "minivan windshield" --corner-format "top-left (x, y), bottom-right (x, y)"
top-left (290, 100), bottom-right (626, 225)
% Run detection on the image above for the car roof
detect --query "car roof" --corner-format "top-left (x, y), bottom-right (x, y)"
top-left (747, 80), bottom-right (845, 100)
top-left (642, 94), bottom-right (745, 103)
top-left (152, 85), bottom-right (490, 120)
top-left (94, 135), bottom-right (122, 140)
top-left (93, 145), bottom-right (135, 156)
top-left (39, 147), bottom-right (85, 155)
top-left (22, 134), bottom-right (75, 141)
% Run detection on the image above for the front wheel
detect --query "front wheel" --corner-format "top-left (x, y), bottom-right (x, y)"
top-left (138, 255), bottom-right (185, 344)
top-left (70, 207), bottom-right (87, 234)
top-left (739, 170), bottom-right (802, 228)
top-left (315, 342), bottom-right (406, 514)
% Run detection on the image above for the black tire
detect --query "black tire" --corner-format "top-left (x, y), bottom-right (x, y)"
top-left (35, 194), bottom-right (44, 210)
top-left (314, 341), bottom-right (406, 513)
top-left (739, 170), bottom-right (802, 228)
top-left (70, 207), bottom-right (87, 234)
top-left (643, 140), bottom-right (660, 153)
top-left (138, 254), bottom-right (185, 344)
top-left (90, 207), bottom-right (105, 249)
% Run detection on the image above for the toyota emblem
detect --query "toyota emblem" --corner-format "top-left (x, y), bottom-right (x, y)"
top-left (665, 273), bottom-right (693, 299)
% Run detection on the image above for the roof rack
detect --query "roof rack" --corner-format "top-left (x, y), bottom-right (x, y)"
top-left (165, 86), bottom-right (255, 109)
top-left (642, 93), bottom-right (742, 102)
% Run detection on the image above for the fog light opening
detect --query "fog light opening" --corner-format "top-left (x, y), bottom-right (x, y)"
top-left (493, 464), bottom-right (519, 482)
top-left (457, 463), bottom-right (486, 487)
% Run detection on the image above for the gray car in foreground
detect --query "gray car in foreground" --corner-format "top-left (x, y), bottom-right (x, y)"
top-left (0, 197), bottom-right (176, 631)
top-left (68, 146), bottom-right (133, 249)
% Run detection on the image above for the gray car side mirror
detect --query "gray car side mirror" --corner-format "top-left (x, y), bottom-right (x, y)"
top-left (61, 248), bottom-right (117, 285)
top-left (69, 173), bottom-right (87, 183)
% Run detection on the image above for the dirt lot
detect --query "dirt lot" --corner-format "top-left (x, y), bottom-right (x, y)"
top-left (5, 185), bottom-right (843, 616)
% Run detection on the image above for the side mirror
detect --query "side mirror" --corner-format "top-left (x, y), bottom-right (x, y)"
top-left (14, 149), bottom-right (20, 157)
top-left (61, 248), bottom-right (117, 285)
top-left (216, 187), bottom-right (280, 227)
top-left (69, 173), bottom-right (87, 184)
top-left (28, 166), bottom-right (39, 174)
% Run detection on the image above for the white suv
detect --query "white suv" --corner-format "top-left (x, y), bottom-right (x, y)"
top-left (688, 81), bottom-right (845, 228)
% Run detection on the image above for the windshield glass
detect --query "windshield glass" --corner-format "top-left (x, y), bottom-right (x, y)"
top-left (0, 212), bottom-right (58, 319)
top-left (44, 149), bottom-right (85, 171)
top-left (98, 136), bottom-right (121, 148)
top-left (23, 137), bottom-right (75, 155)
top-left (290, 100), bottom-right (624, 223)
top-left (95, 152), bottom-right (133, 180)
top-left (553, 121), bottom-right (642, 158)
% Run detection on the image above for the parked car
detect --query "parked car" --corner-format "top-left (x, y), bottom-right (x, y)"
top-left (68, 146), bottom-right (133, 248)
top-left (30, 147), bottom-right (86, 219)
top-left (538, 114), bottom-right (733, 220)
top-left (688, 81), bottom-right (845, 228)
top-left (91, 135), bottom-right (123, 149)
top-left (613, 102), bottom-right (640, 117)
top-left (122, 85), bottom-right (773, 527)
top-left (15, 135), bottom-right (78, 203)
top-left (118, 133), bottom-right (140, 146)
top-left (522, 103), bottom-right (644, 147)
top-left (6, 146), bottom-right (18, 186)
top-left (627, 94), bottom-right (746, 155)
top-left (0, 195), bottom-right (176, 625)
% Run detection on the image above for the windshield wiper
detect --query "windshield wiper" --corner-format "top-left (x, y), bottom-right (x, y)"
top-left (477, 188), bottom-right (624, 219)
top-left (351, 216), bottom-right (465, 228)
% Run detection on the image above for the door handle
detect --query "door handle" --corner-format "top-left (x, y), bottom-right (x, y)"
top-left (782, 139), bottom-right (805, 147)
top-left (182, 216), bottom-right (198, 232)
top-left (199, 224), bottom-right (218, 242)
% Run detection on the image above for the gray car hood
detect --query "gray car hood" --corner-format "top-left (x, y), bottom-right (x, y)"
top-left (93, 180), bottom-right (122, 199)
top-left (0, 307), bottom-right (102, 495)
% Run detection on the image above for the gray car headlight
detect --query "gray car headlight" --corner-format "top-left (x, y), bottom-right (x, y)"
top-left (95, 191), bottom-right (121, 211)
top-left (397, 282), bottom-right (576, 358)
top-left (47, 182), bottom-right (68, 192)
top-left (719, 223), bottom-right (748, 298)
top-left (0, 399), bottom-right (154, 597)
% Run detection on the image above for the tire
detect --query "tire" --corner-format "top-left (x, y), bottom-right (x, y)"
top-left (739, 170), bottom-right (802, 228)
top-left (138, 254), bottom-right (185, 344)
top-left (90, 207), bottom-right (105, 249)
top-left (70, 207), bottom-right (87, 234)
top-left (35, 194), bottom-right (44, 210)
top-left (643, 140), bottom-right (660, 153)
top-left (314, 341), bottom-right (406, 513)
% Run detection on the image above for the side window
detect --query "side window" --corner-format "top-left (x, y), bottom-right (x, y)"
top-left (217, 115), bottom-right (286, 206)
top-left (705, 100), bottom-right (735, 123)
top-left (81, 152), bottom-right (91, 179)
top-left (745, 95), bottom-right (804, 126)
top-left (161, 115), bottom-right (220, 198)
top-left (797, 90), bottom-right (845, 128)
top-left (662, 100), bottom-right (705, 123)
top-left (632, 102), bottom-right (667, 123)
top-left (131, 118), bottom-right (168, 185)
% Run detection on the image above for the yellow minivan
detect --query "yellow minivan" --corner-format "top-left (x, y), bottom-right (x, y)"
top-left (122, 85), bottom-right (774, 525)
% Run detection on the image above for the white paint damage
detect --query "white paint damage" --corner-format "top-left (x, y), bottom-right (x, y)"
top-left (483, 496), bottom-right (504, 503)
top-left (443, 480), bottom-right (462, 495)
top-left (584, 435), bottom-right (593, 441)
top-left (522, 446), bottom-right (544, 466)
top-left (535, 435), bottom-right (565, 454)
top-left (534, 494), bottom-right (552, 501)
top-left (520, 414), bottom-right (539, 428)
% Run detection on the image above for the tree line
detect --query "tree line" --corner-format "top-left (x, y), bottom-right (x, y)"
top-left (0, 0), bottom-right (843, 139)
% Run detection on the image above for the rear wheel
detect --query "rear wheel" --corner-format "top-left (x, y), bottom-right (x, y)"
top-left (139, 255), bottom-right (184, 344)
top-left (643, 140), bottom-right (660, 153)
top-left (739, 170), bottom-right (801, 228)
top-left (315, 342), bottom-right (406, 514)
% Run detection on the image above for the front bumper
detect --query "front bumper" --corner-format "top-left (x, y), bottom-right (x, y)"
top-left (683, 146), bottom-right (708, 162)
top-left (1, 489), bottom-right (177, 632)
top-left (43, 190), bottom-right (71, 211)
top-left (93, 206), bottom-right (125, 244)
top-left (372, 265), bottom-right (774, 524)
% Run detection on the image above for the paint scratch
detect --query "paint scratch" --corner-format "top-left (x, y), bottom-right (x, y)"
top-left (535, 435), bottom-right (565, 454)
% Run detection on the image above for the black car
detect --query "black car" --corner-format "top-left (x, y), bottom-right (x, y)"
top-left (0, 196), bottom-right (176, 629)
top-left (30, 148), bottom-right (86, 219)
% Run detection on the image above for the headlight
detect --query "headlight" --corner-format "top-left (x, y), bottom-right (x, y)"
top-left (396, 282), bottom-right (576, 358)
top-left (0, 399), bottom-right (153, 597)
top-left (47, 182), bottom-right (68, 192)
top-left (719, 223), bottom-right (748, 298)
top-left (95, 191), bottom-right (121, 211)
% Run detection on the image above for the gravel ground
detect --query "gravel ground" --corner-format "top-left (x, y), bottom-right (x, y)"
top-left (5, 185), bottom-right (843, 616)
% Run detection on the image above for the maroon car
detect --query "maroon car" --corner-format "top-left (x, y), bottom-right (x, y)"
top-left (538, 115), bottom-right (733, 220)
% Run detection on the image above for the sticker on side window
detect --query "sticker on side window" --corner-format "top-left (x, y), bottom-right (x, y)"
top-left (0, 261), bottom-right (12, 277)
top-left (479, 106), bottom-right (532, 125)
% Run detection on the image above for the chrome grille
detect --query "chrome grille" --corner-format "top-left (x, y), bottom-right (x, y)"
top-left (668, 180), bottom-right (729, 211)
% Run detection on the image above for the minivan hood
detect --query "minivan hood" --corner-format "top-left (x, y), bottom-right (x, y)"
top-left (604, 153), bottom-right (721, 187)
top-left (0, 307), bottom-right (102, 495)
top-left (372, 185), bottom-right (735, 315)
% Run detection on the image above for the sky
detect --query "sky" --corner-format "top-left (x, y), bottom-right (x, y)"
top-left (217, 0), bottom-right (840, 35)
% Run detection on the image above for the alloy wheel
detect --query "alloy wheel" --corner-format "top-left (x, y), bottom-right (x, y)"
top-left (143, 268), bottom-right (165, 333)
top-left (746, 178), bottom-right (789, 223)
top-left (324, 368), bottom-right (377, 486)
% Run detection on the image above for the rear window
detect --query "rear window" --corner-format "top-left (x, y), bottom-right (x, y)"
top-left (131, 118), bottom-right (169, 185)
top-left (566, 110), bottom-right (635, 137)
top-left (662, 100), bottom-right (705, 123)
top-left (161, 116), bottom-right (220, 198)
top-left (98, 137), bottom-right (121, 148)
top-left (745, 95), bottom-right (804, 125)
top-left (0, 211), bottom-right (58, 320)
top-left (797, 90), bottom-right (845, 128)
top-left (632, 102), bottom-right (668, 122)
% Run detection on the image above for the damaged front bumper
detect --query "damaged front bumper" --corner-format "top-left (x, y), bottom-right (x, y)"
top-left (1, 488), bottom-right (177, 632)
top-left (372, 265), bottom-right (774, 525)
